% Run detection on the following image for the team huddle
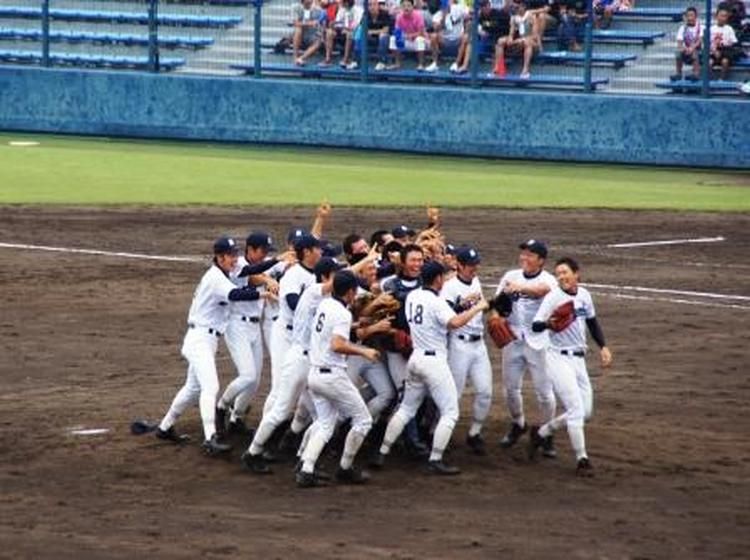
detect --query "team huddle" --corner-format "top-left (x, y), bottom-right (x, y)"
top-left (150, 205), bottom-right (613, 487)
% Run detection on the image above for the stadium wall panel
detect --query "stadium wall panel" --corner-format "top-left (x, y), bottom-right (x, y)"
top-left (1, 67), bottom-right (748, 168)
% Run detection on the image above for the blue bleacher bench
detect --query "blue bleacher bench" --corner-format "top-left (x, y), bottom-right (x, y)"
top-left (230, 63), bottom-right (609, 89)
top-left (536, 50), bottom-right (636, 68)
top-left (614, 8), bottom-right (683, 21)
top-left (0, 49), bottom-right (185, 70)
top-left (0, 27), bottom-right (213, 49)
top-left (654, 79), bottom-right (743, 94)
top-left (0, 6), bottom-right (241, 28)
top-left (736, 57), bottom-right (750, 69)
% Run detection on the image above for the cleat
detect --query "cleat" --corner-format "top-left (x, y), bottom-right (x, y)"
top-left (369, 451), bottom-right (386, 469)
top-left (294, 461), bottom-right (330, 480)
top-left (241, 451), bottom-right (272, 474)
top-left (215, 407), bottom-right (228, 438)
top-left (427, 460), bottom-right (461, 476)
top-left (466, 433), bottom-right (487, 456)
top-left (499, 422), bottom-right (528, 448)
top-left (336, 467), bottom-right (370, 485)
top-left (227, 418), bottom-right (253, 438)
top-left (542, 435), bottom-right (557, 459)
top-left (277, 429), bottom-right (303, 457)
top-left (155, 426), bottom-right (190, 444)
top-left (202, 434), bottom-right (232, 456)
top-left (405, 438), bottom-right (430, 459)
top-left (262, 449), bottom-right (278, 463)
top-left (527, 425), bottom-right (545, 460)
top-left (296, 470), bottom-right (326, 488)
top-left (576, 457), bottom-right (594, 477)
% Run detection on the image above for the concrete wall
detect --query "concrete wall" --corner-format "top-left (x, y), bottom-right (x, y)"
top-left (1, 66), bottom-right (748, 168)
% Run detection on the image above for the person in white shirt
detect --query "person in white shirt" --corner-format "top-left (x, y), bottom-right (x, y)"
top-left (710, 7), bottom-right (740, 80)
top-left (372, 260), bottom-right (489, 475)
top-left (321, 0), bottom-right (364, 69)
top-left (528, 257), bottom-right (612, 477)
top-left (440, 246), bottom-right (493, 455)
top-left (494, 239), bottom-right (558, 455)
top-left (155, 237), bottom-right (266, 456)
top-left (427, 0), bottom-right (469, 72)
top-left (493, 0), bottom-right (538, 78)
top-left (296, 271), bottom-right (381, 488)
top-left (672, 7), bottom-right (703, 81)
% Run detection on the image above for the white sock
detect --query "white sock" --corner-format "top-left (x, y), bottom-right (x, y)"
top-left (199, 392), bottom-right (217, 441)
top-left (429, 418), bottom-right (454, 462)
top-left (379, 412), bottom-right (408, 455)
top-left (468, 422), bottom-right (482, 438)
top-left (568, 424), bottom-right (587, 460)
top-left (301, 423), bottom-right (327, 474)
top-left (248, 418), bottom-right (277, 455)
top-left (340, 430), bottom-right (366, 470)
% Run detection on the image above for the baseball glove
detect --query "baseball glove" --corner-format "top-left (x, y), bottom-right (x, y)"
top-left (358, 293), bottom-right (401, 322)
top-left (487, 315), bottom-right (516, 348)
top-left (393, 329), bottom-right (413, 358)
top-left (491, 292), bottom-right (514, 317)
top-left (547, 300), bottom-right (576, 332)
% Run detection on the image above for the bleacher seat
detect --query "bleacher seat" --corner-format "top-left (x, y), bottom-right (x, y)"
top-left (654, 79), bottom-right (743, 94)
top-left (536, 51), bottom-right (636, 68)
top-left (615, 8), bottom-right (683, 21)
top-left (0, 6), bottom-right (241, 28)
top-left (0, 48), bottom-right (185, 70)
top-left (0, 27), bottom-right (214, 49)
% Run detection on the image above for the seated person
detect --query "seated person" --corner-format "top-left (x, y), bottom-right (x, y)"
top-left (367, 0), bottom-right (396, 71)
top-left (672, 6), bottom-right (702, 81)
top-left (389, 0), bottom-right (428, 70)
top-left (321, 0), bottom-right (364, 69)
top-left (293, 0), bottom-right (325, 66)
top-left (717, 0), bottom-right (746, 38)
top-left (593, 0), bottom-right (631, 29)
top-left (710, 7), bottom-right (741, 80)
top-left (493, 0), bottom-right (538, 78)
top-left (427, 0), bottom-right (470, 72)
top-left (557, 0), bottom-right (587, 50)
top-left (452, 0), bottom-right (510, 73)
top-left (526, 0), bottom-right (562, 52)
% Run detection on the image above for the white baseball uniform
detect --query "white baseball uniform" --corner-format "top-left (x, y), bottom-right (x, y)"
top-left (533, 285), bottom-right (597, 460)
top-left (159, 263), bottom-right (256, 441)
top-left (441, 275), bottom-right (493, 437)
top-left (380, 287), bottom-right (459, 462)
top-left (300, 297), bottom-right (373, 474)
top-left (496, 268), bottom-right (558, 427)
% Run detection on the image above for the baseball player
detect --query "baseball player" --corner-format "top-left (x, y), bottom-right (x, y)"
top-left (296, 270), bottom-right (381, 488)
top-left (440, 246), bottom-right (493, 455)
top-left (155, 236), bottom-right (265, 455)
top-left (372, 261), bottom-right (490, 475)
top-left (528, 257), bottom-right (612, 476)
top-left (493, 239), bottom-right (558, 456)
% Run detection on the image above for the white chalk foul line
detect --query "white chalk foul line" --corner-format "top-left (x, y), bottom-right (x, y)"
top-left (0, 242), bottom-right (203, 263)
top-left (593, 292), bottom-right (750, 311)
top-left (584, 283), bottom-right (750, 302)
top-left (606, 236), bottom-right (725, 249)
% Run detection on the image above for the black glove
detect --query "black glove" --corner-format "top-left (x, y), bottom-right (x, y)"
top-left (491, 293), bottom-right (513, 317)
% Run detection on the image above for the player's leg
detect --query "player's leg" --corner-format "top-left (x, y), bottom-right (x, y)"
top-left (500, 340), bottom-right (528, 446)
top-left (377, 368), bottom-right (427, 459)
top-left (424, 358), bottom-right (460, 468)
top-left (157, 360), bottom-right (201, 436)
top-left (466, 344), bottom-right (493, 452)
top-left (218, 321), bottom-right (259, 434)
top-left (526, 344), bottom-right (556, 423)
top-left (229, 333), bottom-right (264, 429)
top-left (329, 377), bottom-right (373, 480)
top-left (575, 359), bottom-right (593, 421)
top-left (360, 358), bottom-right (396, 423)
top-left (298, 376), bottom-right (338, 485)
top-left (264, 320), bottom-right (290, 415)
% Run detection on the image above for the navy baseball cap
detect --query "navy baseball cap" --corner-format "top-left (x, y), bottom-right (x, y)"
top-left (293, 233), bottom-right (321, 252)
top-left (320, 239), bottom-right (343, 258)
top-left (456, 246), bottom-right (481, 265)
top-left (245, 231), bottom-right (276, 251)
top-left (287, 227), bottom-right (308, 245)
top-left (392, 225), bottom-right (416, 239)
top-left (421, 260), bottom-right (446, 283)
top-left (333, 269), bottom-right (359, 295)
top-left (314, 257), bottom-right (346, 281)
top-left (445, 243), bottom-right (457, 256)
top-left (519, 239), bottom-right (548, 259)
top-left (213, 236), bottom-right (240, 255)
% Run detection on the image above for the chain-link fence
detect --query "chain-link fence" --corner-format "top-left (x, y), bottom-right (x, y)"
top-left (1, 0), bottom-right (748, 95)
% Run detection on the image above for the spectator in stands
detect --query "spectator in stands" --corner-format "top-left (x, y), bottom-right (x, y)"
top-left (526, 0), bottom-right (562, 52)
top-left (717, 0), bottom-right (747, 38)
top-left (593, 0), bottom-right (631, 30)
top-left (493, 0), bottom-right (538, 78)
top-left (710, 7), bottom-right (742, 79)
top-left (390, 0), bottom-right (429, 70)
top-left (367, 0), bottom-right (396, 71)
top-left (321, 0), bottom-right (364, 69)
top-left (293, 0), bottom-right (325, 66)
top-left (451, 0), bottom-right (510, 73)
top-left (672, 7), bottom-right (702, 82)
top-left (557, 0), bottom-right (587, 51)
top-left (427, 0), bottom-right (470, 72)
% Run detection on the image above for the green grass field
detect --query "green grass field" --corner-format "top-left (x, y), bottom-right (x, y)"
top-left (1, 133), bottom-right (748, 210)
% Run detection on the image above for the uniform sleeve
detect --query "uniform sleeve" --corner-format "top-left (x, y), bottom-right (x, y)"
top-left (331, 309), bottom-right (352, 339)
top-left (434, 298), bottom-right (457, 327)
top-left (439, 281), bottom-right (460, 309)
top-left (215, 270), bottom-right (240, 301)
top-left (533, 290), bottom-right (557, 323)
top-left (495, 271), bottom-right (510, 296)
top-left (583, 290), bottom-right (596, 319)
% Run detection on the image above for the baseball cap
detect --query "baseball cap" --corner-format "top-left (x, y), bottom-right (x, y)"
top-left (392, 225), bottom-right (416, 239)
top-left (314, 256), bottom-right (346, 281)
top-left (245, 231), bottom-right (276, 251)
top-left (333, 269), bottom-right (359, 295)
top-left (320, 239), bottom-right (343, 258)
top-left (293, 233), bottom-right (321, 252)
top-left (519, 238), bottom-right (548, 259)
top-left (445, 243), bottom-right (457, 256)
top-left (421, 260), bottom-right (446, 284)
top-left (287, 227), bottom-right (308, 245)
top-left (213, 236), bottom-right (240, 255)
top-left (456, 246), bottom-right (481, 265)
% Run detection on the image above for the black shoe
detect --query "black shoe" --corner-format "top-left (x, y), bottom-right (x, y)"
top-left (227, 418), bottom-right (253, 437)
top-left (576, 457), bottom-right (594, 477)
top-left (686, 74), bottom-right (699, 82)
top-left (262, 449), bottom-right (278, 463)
top-left (241, 451), bottom-right (272, 474)
top-left (202, 434), bottom-right (232, 456)
top-left (369, 451), bottom-right (386, 469)
top-left (427, 460), bottom-right (461, 476)
top-left (542, 434), bottom-right (557, 459)
top-left (527, 425), bottom-right (545, 460)
top-left (466, 433), bottom-right (487, 456)
top-left (155, 426), bottom-right (190, 444)
top-left (293, 460), bottom-right (331, 480)
top-left (296, 470), bottom-right (326, 488)
top-left (277, 429), bottom-right (302, 457)
top-left (215, 407), bottom-right (228, 438)
top-left (405, 438), bottom-right (430, 459)
top-left (670, 73), bottom-right (682, 82)
top-left (499, 422), bottom-right (528, 448)
top-left (336, 466), bottom-right (371, 485)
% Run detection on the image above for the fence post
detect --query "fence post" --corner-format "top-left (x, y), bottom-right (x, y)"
top-left (701, 0), bottom-right (711, 97)
top-left (469, 0), bottom-right (480, 87)
top-left (253, 0), bottom-right (263, 78)
top-left (148, 0), bottom-right (159, 72)
top-left (41, 0), bottom-right (50, 67)
top-left (360, 1), bottom-right (369, 82)
top-left (583, 0), bottom-right (593, 92)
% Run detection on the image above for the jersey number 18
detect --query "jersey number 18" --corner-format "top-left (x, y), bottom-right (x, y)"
top-left (407, 303), bottom-right (423, 325)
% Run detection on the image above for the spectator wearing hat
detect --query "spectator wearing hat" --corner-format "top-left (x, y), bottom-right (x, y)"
top-left (426, 0), bottom-right (470, 72)
top-left (390, 0), bottom-right (429, 70)
top-left (493, 0), bottom-right (538, 78)
top-left (452, 0), bottom-right (510, 73)
top-left (293, 0), bottom-right (325, 66)
top-left (672, 7), bottom-right (703, 82)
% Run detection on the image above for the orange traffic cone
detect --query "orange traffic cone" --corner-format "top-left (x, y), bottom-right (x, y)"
top-left (493, 57), bottom-right (507, 77)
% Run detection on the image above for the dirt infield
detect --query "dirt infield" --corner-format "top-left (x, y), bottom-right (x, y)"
top-left (0, 206), bottom-right (748, 560)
